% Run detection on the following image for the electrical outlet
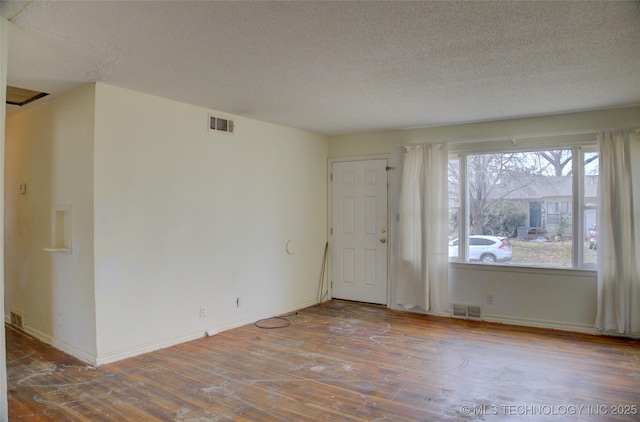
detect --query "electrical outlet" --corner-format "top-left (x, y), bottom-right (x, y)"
top-left (199, 306), bottom-right (206, 318)
top-left (487, 294), bottom-right (494, 305)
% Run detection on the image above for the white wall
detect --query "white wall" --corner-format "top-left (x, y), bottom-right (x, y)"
top-left (329, 107), bottom-right (640, 157)
top-left (329, 106), bottom-right (640, 334)
top-left (4, 84), bottom-right (97, 362)
top-left (1, 16), bottom-right (9, 422)
top-left (93, 83), bottom-right (328, 363)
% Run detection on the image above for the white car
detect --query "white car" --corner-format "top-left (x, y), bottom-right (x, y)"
top-left (449, 235), bottom-right (512, 263)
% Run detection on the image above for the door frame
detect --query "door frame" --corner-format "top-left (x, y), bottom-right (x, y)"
top-left (327, 155), bottom-right (391, 305)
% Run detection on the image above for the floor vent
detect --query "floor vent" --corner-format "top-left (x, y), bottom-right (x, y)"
top-left (467, 305), bottom-right (482, 319)
top-left (209, 115), bottom-right (234, 134)
top-left (10, 309), bottom-right (25, 330)
top-left (452, 303), bottom-right (467, 318)
top-left (452, 303), bottom-right (482, 320)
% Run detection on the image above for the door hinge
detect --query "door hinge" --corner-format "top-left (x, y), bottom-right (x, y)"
top-left (385, 166), bottom-right (395, 171)
top-left (330, 173), bottom-right (333, 181)
top-left (330, 227), bottom-right (333, 235)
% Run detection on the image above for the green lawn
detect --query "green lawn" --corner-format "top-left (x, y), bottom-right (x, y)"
top-left (509, 239), bottom-right (597, 267)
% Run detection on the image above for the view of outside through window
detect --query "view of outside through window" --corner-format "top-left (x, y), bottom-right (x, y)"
top-left (583, 148), bottom-right (599, 269)
top-left (448, 147), bottom-right (599, 268)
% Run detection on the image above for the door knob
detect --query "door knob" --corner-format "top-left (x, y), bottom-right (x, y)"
top-left (380, 238), bottom-right (387, 244)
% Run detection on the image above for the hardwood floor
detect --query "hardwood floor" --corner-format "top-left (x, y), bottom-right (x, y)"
top-left (6, 300), bottom-right (640, 421)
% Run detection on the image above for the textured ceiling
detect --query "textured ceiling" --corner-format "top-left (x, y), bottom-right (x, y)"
top-left (2, 0), bottom-right (640, 136)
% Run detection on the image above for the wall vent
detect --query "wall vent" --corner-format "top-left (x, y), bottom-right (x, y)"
top-left (452, 303), bottom-right (482, 320)
top-left (10, 309), bottom-right (25, 330)
top-left (209, 115), bottom-right (234, 134)
top-left (452, 303), bottom-right (467, 318)
top-left (467, 305), bottom-right (482, 319)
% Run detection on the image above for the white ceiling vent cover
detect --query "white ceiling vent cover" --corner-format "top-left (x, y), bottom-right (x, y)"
top-left (209, 115), bottom-right (234, 134)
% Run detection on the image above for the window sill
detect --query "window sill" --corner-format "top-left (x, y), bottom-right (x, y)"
top-left (448, 261), bottom-right (596, 277)
top-left (44, 247), bottom-right (73, 254)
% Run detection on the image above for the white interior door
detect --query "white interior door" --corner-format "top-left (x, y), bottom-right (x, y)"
top-left (331, 159), bottom-right (388, 305)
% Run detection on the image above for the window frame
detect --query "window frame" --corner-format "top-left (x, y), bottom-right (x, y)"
top-left (449, 137), bottom-right (597, 271)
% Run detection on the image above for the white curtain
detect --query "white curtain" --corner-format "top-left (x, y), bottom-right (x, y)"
top-left (595, 128), bottom-right (640, 334)
top-left (396, 143), bottom-right (449, 313)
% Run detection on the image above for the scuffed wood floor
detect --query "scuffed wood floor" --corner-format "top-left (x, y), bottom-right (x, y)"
top-left (6, 300), bottom-right (640, 421)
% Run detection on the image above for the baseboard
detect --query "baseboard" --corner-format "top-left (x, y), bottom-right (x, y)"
top-left (5, 314), bottom-right (97, 364)
top-left (481, 313), bottom-right (599, 335)
top-left (22, 325), bottom-right (98, 365)
top-left (210, 299), bottom-right (319, 334)
top-left (386, 305), bottom-right (629, 337)
top-left (95, 330), bottom-right (205, 365)
top-left (95, 299), bottom-right (319, 365)
top-left (486, 314), bottom-right (640, 339)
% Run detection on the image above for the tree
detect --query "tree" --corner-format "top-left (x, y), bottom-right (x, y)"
top-left (450, 151), bottom-right (566, 237)
top-left (537, 150), bottom-right (598, 176)
top-left (538, 150), bottom-right (572, 176)
top-left (484, 200), bottom-right (527, 237)
top-left (467, 153), bottom-right (531, 235)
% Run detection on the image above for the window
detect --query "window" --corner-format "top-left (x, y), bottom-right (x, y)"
top-left (470, 237), bottom-right (496, 246)
top-left (582, 147), bottom-right (599, 268)
top-left (448, 158), bottom-right (460, 244)
top-left (449, 145), bottom-right (598, 269)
